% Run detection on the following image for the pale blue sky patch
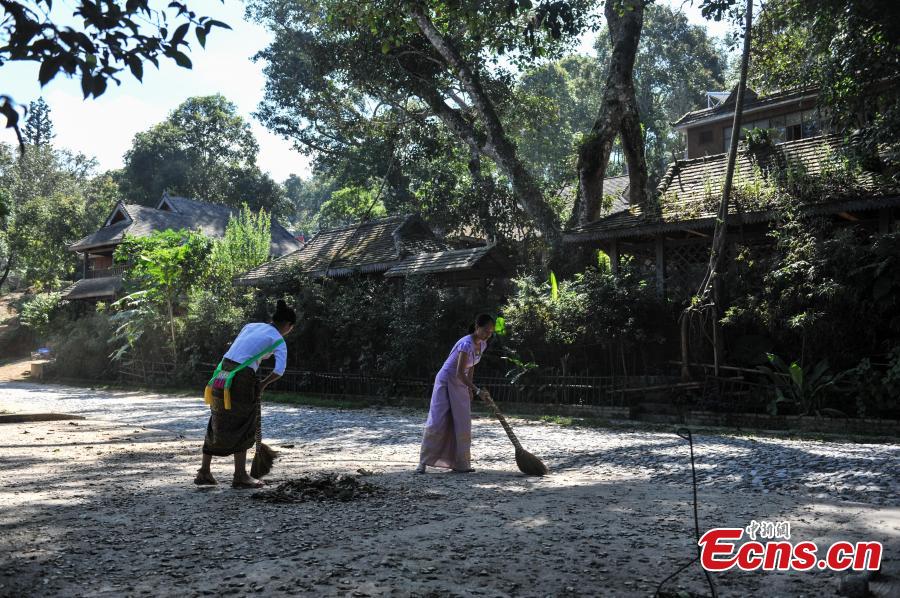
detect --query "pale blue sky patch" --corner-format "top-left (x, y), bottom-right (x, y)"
top-left (1, 0), bottom-right (734, 183)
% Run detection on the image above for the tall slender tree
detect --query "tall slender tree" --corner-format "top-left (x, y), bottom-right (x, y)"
top-left (23, 98), bottom-right (55, 147)
top-left (681, 0), bottom-right (754, 378)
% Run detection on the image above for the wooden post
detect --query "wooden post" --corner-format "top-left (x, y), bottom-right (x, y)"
top-left (655, 236), bottom-right (665, 297)
top-left (609, 240), bottom-right (619, 276)
top-left (878, 208), bottom-right (891, 235)
top-left (82, 253), bottom-right (88, 279)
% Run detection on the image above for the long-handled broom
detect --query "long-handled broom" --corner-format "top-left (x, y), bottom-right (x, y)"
top-left (479, 390), bottom-right (548, 476)
top-left (250, 389), bottom-right (277, 479)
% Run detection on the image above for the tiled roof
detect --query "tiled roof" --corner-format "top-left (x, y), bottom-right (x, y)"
top-left (70, 220), bottom-right (132, 251)
top-left (59, 276), bottom-right (123, 301)
top-left (673, 86), bottom-right (816, 129)
top-left (565, 135), bottom-right (898, 243)
top-left (384, 246), bottom-right (501, 278)
top-left (236, 215), bottom-right (447, 285)
top-left (69, 196), bottom-right (302, 257)
top-left (160, 195), bottom-right (302, 255)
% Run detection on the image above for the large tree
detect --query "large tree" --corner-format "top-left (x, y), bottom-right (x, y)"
top-left (118, 94), bottom-right (289, 216)
top-left (0, 141), bottom-right (113, 289)
top-left (514, 8), bottom-right (726, 217)
top-left (249, 0), bottom-right (599, 248)
top-left (573, 0), bottom-right (648, 226)
top-left (594, 3), bottom-right (726, 179)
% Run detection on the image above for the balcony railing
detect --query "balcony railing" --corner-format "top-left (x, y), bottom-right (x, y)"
top-left (86, 265), bottom-right (126, 279)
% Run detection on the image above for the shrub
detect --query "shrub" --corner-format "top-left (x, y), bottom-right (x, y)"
top-left (502, 263), bottom-right (669, 374)
top-left (51, 310), bottom-right (115, 380)
top-left (19, 292), bottom-right (61, 341)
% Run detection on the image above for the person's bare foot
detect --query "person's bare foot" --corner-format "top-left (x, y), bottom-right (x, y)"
top-left (194, 469), bottom-right (217, 486)
top-left (231, 473), bottom-right (264, 489)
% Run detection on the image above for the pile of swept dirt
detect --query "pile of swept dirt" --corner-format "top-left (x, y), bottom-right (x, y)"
top-left (251, 473), bottom-right (383, 504)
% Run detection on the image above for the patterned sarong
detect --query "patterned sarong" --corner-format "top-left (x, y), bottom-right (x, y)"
top-left (202, 359), bottom-right (259, 456)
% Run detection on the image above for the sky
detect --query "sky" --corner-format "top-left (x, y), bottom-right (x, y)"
top-left (1, 1), bottom-right (734, 182)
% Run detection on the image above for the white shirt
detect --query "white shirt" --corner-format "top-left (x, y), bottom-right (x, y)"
top-left (223, 322), bottom-right (288, 375)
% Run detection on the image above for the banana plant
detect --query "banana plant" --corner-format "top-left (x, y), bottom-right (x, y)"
top-left (757, 353), bottom-right (836, 415)
top-left (501, 348), bottom-right (539, 385)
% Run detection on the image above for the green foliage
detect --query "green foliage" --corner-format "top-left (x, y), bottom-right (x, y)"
top-left (750, 0), bottom-right (900, 180)
top-left (503, 262), bottom-right (668, 372)
top-left (108, 290), bottom-right (166, 362)
top-left (180, 206), bottom-right (271, 366)
top-left (315, 186), bottom-right (386, 230)
top-left (724, 205), bottom-right (900, 376)
top-left (113, 230), bottom-right (212, 363)
top-left (835, 347), bottom-right (900, 419)
top-left (382, 276), bottom-right (445, 377)
top-left (284, 174), bottom-right (332, 232)
top-left (119, 95), bottom-right (289, 216)
top-left (51, 309), bottom-right (115, 380)
top-left (501, 349), bottom-right (539, 384)
top-left (23, 98), bottom-right (55, 147)
top-left (116, 230), bottom-right (211, 298)
top-left (756, 353), bottom-right (835, 415)
top-left (248, 0), bottom-right (570, 244)
top-left (0, 142), bottom-right (110, 288)
top-left (19, 292), bottom-right (61, 340)
top-left (209, 204), bottom-right (271, 284)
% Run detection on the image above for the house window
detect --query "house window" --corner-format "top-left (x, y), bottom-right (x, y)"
top-left (699, 130), bottom-right (714, 145)
top-left (802, 110), bottom-right (822, 137)
top-left (723, 119), bottom-right (771, 151)
top-left (769, 115), bottom-right (786, 142)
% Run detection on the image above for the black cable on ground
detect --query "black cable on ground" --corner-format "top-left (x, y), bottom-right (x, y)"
top-left (654, 428), bottom-right (718, 598)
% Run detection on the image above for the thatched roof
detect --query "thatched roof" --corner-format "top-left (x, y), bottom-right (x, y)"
top-left (384, 246), bottom-right (512, 280)
top-left (236, 215), bottom-right (511, 286)
top-left (565, 135), bottom-right (899, 243)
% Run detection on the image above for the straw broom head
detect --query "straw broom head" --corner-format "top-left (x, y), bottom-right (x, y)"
top-left (515, 446), bottom-right (549, 476)
top-left (250, 442), bottom-right (277, 478)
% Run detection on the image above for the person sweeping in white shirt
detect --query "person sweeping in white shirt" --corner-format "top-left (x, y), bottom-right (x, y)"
top-left (195, 300), bottom-right (296, 488)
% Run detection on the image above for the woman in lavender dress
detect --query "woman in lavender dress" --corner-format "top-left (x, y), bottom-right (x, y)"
top-left (416, 314), bottom-right (495, 474)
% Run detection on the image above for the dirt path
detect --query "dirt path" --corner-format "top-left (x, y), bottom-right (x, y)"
top-left (0, 381), bottom-right (898, 597)
top-left (0, 357), bottom-right (33, 383)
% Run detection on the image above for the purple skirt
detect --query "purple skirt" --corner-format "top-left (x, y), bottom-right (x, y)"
top-left (418, 373), bottom-right (472, 470)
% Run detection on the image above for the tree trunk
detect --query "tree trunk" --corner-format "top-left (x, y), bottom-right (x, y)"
top-left (167, 295), bottom-right (178, 370)
top-left (697, 0), bottom-right (753, 299)
top-left (680, 0), bottom-right (754, 379)
top-left (406, 2), bottom-right (561, 248)
top-left (0, 254), bottom-right (12, 293)
top-left (573, 0), bottom-right (648, 226)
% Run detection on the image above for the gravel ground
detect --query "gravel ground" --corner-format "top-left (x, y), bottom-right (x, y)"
top-left (1, 380), bottom-right (898, 597)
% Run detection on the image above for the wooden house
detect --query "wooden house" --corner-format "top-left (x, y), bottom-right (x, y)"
top-left (235, 214), bottom-right (513, 288)
top-left (564, 88), bottom-right (898, 299)
top-left (63, 194), bottom-right (302, 301)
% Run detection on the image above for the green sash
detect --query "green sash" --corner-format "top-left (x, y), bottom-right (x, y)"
top-left (204, 338), bottom-right (285, 410)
